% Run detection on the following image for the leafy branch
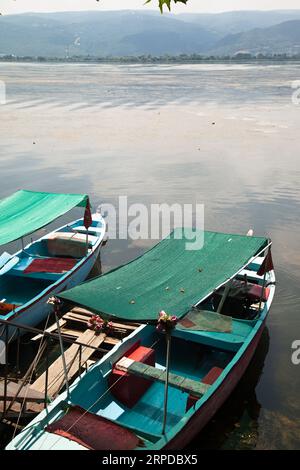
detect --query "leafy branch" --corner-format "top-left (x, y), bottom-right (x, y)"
top-left (0, 0), bottom-right (189, 16)
top-left (145, 0), bottom-right (189, 13)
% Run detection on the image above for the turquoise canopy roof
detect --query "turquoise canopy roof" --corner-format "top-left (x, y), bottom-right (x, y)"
top-left (59, 228), bottom-right (268, 322)
top-left (0, 190), bottom-right (88, 246)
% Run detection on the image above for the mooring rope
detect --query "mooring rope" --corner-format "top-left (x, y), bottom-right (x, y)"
top-left (11, 312), bottom-right (52, 440)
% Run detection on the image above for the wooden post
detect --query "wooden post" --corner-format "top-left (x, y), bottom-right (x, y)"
top-left (4, 336), bottom-right (46, 416)
top-left (79, 344), bottom-right (82, 374)
top-left (55, 312), bottom-right (70, 397)
top-left (162, 332), bottom-right (171, 435)
top-left (258, 245), bottom-right (270, 313)
top-left (16, 328), bottom-right (20, 377)
top-left (44, 336), bottom-right (49, 409)
top-left (258, 270), bottom-right (267, 313)
top-left (217, 279), bottom-right (232, 314)
top-left (86, 229), bottom-right (89, 255)
top-left (2, 325), bottom-right (9, 419)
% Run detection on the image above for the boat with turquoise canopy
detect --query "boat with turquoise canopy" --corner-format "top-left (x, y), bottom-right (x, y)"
top-left (0, 190), bottom-right (106, 341)
top-left (6, 228), bottom-right (275, 450)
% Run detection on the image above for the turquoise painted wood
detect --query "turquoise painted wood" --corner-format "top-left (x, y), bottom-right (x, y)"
top-left (0, 213), bottom-right (106, 341)
top-left (6, 258), bottom-right (275, 450)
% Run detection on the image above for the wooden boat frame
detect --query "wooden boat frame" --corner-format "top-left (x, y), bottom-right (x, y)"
top-left (6, 243), bottom-right (276, 450)
top-left (0, 212), bottom-right (106, 341)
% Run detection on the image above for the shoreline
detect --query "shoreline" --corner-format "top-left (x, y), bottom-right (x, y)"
top-left (0, 58), bottom-right (300, 65)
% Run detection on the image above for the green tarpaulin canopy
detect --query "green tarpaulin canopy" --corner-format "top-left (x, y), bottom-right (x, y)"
top-left (0, 190), bottom-right (88, 246)
top-left (59, 228), bottom-right (268, 323)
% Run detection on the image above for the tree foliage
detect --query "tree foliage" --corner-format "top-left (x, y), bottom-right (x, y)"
top-left (0, 1), bottom-right (189, 16)
top-left (145, 0), bottom-right (189, 13)
top-left (0, 0), bottom-right (189, 16)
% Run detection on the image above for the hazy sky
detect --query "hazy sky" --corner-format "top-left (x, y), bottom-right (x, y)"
top-left (1, 0), bottom-right (300, 15)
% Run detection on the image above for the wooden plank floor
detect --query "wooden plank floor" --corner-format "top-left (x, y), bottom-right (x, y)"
top-left (0, 380), bottom-right (45, 402)
top-left (0, 306), bottom-right (141, 418)
top-left (0, 400), bottom-right (43, 419)
top-left (0, 307), bottom-right (140, 423)
top-left (31, 307), bottom-right (139, 343)
top-left (0, 380), bottom-right (45, 419)
top-left (31, 329), bottom-right (107, 398)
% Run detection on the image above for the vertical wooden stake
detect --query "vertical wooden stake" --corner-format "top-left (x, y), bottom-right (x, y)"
top-left (162, 332), bottom-right (171, 435)
top-left (55, 312), bottom-right (69, 397)
top-left (2, 325), bottom-right (9, 419)
top-left (217, 279), bottom-right (232, 314)
top-left (258, 246), bottom-right (270, 313)
top-left (44, 336), bottom-right (49, 409)
top-left (86, 229), bottom-right (89, 255)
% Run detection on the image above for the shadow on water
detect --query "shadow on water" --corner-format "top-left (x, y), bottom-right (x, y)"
top-left (187, 327), bottom-right (270, 450)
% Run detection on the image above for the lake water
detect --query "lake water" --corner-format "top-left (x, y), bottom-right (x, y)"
top-left (0, 62), bottom-right (300, 449)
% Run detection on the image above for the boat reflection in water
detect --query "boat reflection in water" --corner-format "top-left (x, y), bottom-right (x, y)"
top-left (189, 327), bottom-right (270, 450)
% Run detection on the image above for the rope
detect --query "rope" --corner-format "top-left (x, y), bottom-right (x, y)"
top-left (11, 312), bottom-right (52, 439)
top-left (6, 216), bottom-right (103, 442)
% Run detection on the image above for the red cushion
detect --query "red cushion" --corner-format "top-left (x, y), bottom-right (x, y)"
top-left (128, 346), bottom-right (154, 362)
top-left (111, 345), bottom-right (154, 378)
top-left (110, 341), bottom-right (141, 377)
top-left (24, 257), bottom-right (77, 274)
top-left (186, 367), bottom-right (223, 412)
top-left (202, 366), bottom-right (223, 385)
top-left (109, 345), bottom-right (155, 408)
top-left (247, 284), bottom-right (270, 302)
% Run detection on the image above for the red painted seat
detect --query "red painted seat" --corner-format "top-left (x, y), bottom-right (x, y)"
top-left (46, 405), bottom-right (143, 450)
top-left (128, 346), bottom-right (155, 363)
top-left (24, 257), bottom-right (77, 274)
top-left (109, 342), bottom-right (155, 408)
top-left (202, 366), bottom-right (224, 385)
top-left (247, 284), bottom-right (270, 302)
top-left (216, 280), bottom-right (270, 304)
top-left (186, 367), bottom-right (223, 412)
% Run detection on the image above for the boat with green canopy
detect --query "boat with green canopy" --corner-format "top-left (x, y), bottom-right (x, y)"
top-left (0, 190), bottom-right (106, 340)
top-left (6, 228), bottom-right (275, 450)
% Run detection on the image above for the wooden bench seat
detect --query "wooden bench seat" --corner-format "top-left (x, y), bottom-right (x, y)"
top-left (119, 361), bottom-right (210, 398)
top-left (47, 232), bottom-right (97, 258)
top-left (72, 226), bottom-right (103, 235)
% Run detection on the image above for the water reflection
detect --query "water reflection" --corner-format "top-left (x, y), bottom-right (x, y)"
top-left (187, 328), bottom-right (269, 450)
top-left (1, 62), bottom-right (300, 110)
top-left (0, 62), bottom-right (299, 449)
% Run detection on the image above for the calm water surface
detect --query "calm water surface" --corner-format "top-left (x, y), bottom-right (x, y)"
top-left (0, 62), bottom-right (300, 449)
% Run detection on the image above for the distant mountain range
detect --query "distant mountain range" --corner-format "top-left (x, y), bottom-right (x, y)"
top-left (177, 9), bottom-right (300, 34)
top-left (210, 20), bottom-right (300, 56)
top-left (1, 10), bottom-right (300, 58)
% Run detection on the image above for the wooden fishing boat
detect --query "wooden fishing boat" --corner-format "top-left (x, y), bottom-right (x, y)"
top-left (6, 228), bottom-right (275, 450)
top-left (0, 190), bottom-right (106, 341)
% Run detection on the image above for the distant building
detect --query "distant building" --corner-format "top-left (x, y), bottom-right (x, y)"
top-left (0, 53), bottom-right (16, 58)
top-left (233, 50), bottom-right (253, 59)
